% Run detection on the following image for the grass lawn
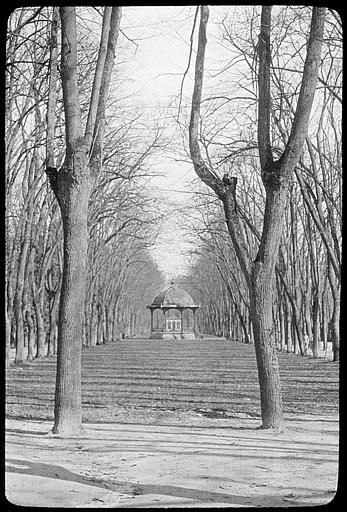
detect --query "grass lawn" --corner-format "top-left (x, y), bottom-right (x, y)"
top-left (6, 338), bottom-right (339, 423)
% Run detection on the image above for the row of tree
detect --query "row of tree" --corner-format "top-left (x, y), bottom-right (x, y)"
top-left (5, 7), bottom-right (166, 369)
top-left (175, 6), bottom-right (340, 365)
top-left (181, 5), bottom-right (339, 430)
top-left (183, 178), bottom-right (339, 358)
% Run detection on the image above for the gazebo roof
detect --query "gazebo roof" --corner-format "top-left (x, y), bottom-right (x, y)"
top-left (150, 281), bottom-right (197, 308)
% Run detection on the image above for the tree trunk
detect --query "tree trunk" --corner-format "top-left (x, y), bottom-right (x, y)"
top-left (14, 229), bottom-right (33, 364)
top-left (82, 318), bottom-right (87, 347)
top-left (5, 307), bottom-right (11, 367)
top-left (26, 311), bottom-right (36, 361)
top-left (320, 294), bottom-right (327, 351)
top-left (112, 297), bottom-right (121, 340)
top-left (48, 287), bottom-right (60, 356)
top-left (90, 299), bottom-right (97, 346)
top-left (34, 295), bottom-right (46, 358)
top-left (50, 171), bottom-right (92, 436)
top-left (293, 322), bottom-right (300, 355)
top-left (278, 301), bottom-right (285, 351)
top-left (328, 263), bottom-right (340, 362)
top-left (14, 295), bottom-right (25, 364)
top-left (82, 311), bottom-right (90, 348)
top-left (250, 260), bottom-right (284, 430)
top-left (312, 289), bottom-right (319, 357)
top-left (104, 305), bottom-right (110, 343)
top-left (304, 290), bottom-right (313, 353)
top-left (96, 302), bottom-right (104, 344)
top-left (46, 274), bottom-right (61, 357)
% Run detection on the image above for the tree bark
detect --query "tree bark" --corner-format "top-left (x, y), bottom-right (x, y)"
top-left (49, 168), bottom-right (92, 435)
top-left (14, 232), bottom-right (32, 364)
top-left (5, 306), bottom-right (11, 367)
top-left (25, 310), bottom-right (36, 361)
top-left (90, 297), bottom-right (98, 346)
top-left (311, 287), bottom-right (319, 357)
top-left (32, 285), bottom-right (46, 358)
top-left (250, 260), bottom-right (284, 428)
top-left (47, 282), bottom-right (60, 356)
top-left (328, 262), bottom-right (340, 362)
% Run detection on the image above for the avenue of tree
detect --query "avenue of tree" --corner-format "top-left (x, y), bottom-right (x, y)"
top-left (6, 6), bottom-right (341, 435)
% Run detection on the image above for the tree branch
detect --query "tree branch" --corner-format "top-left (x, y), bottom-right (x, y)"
top-left (258, 5), bottom-right (273, 171)
top-left (188, 6), bottom-right (223, 198)
top-left (281, 7), bottom-right (326, 175)
top-left (46, 7), bottom-right (59, 169)
top-left (84, 7), bottom-right (112, 151)
top-left (59, 7), bottom-right (83, 157)
top-left (90, 7), bottom-right (122, 169)
top-left (177, 5), bottom-right (199, 120)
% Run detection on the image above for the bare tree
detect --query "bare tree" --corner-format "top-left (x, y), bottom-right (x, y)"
top-left (188, 5), bottom-right (325, 430)
top-left (45, 7), bottom-right (122, 436)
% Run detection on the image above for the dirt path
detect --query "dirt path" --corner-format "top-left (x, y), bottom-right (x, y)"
top-left (6, 413), bottom-right (338, 508)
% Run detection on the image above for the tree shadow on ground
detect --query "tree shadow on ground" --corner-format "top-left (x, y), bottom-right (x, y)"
top-left (6, 424), bottom-right (339, 454)
top-left (6, 428), bottom-right (50, 436)
top-left (6, 458), bottom-right (325, 507)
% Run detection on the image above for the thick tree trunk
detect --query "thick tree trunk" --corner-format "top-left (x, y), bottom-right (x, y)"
top-left (242, 171), bottom-right (289, 432)
top-left (250, 261), bottom-right (284, 430)
top-left (50, 170), bottom-right (92, 436)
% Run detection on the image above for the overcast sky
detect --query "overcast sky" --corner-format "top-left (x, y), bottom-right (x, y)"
top-left (120, 6), bottom-right (224, 281)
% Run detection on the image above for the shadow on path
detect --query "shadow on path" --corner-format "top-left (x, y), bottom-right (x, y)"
top-left (6, 428), bottom-right (50, 436)
top-left (6, 458), bottom-right (324, 507)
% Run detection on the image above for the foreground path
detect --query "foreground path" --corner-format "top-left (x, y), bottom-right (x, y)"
top-left (6, 414), bottom-right (338, 508)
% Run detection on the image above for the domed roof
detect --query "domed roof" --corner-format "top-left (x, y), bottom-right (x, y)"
top-left (151, 281), bottom-right (195, 307)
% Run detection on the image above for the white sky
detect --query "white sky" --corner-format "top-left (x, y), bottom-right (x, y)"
top-left (120, 6), bottom-right (224, 281)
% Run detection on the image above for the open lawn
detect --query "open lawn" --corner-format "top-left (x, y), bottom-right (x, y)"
top-left (6, 338), bottom-right (339, 423)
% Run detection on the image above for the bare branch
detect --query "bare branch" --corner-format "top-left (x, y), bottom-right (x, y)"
top-left (84, 7), bottom-right (113, 151)
top-left (258, 5), bottom-right (273, 170)
top-left (46, 7), bottom-right (59, 168)
top-left (177, 6), bottom-right (199, 120)
top-left (281, 7), bottom-right (326, 174)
